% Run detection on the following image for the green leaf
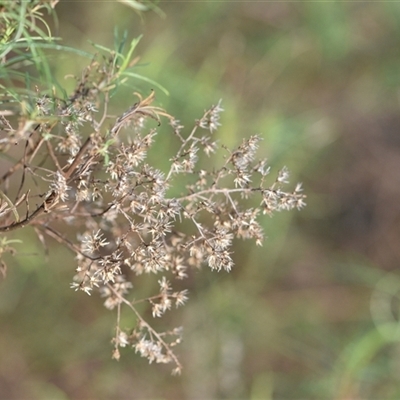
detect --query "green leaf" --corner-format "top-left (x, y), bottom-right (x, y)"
top-left (121, 71), bottom-right (169, 96)
top-left (117, 0), bottom-right (150, 11)
top-left (119, 35), bottom-right (143, 73)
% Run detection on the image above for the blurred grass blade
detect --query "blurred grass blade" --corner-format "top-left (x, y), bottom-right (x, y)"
top-left (119, 35), bottom-right (142, 73)
top-left (121, 71), bottom-right (169, 95)
top-left (117, 0), bottom-right (165, 17)
top-left (117, 0), bottom-right (150, 11)
top-left (114, 27), bottom-right (128, 56)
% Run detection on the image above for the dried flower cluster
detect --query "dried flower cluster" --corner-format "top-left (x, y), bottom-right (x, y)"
top-left (0, 28), bottom-right (305, 373)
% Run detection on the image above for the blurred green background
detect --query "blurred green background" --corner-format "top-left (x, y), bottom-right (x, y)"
top-left (2, 1), bottom-right (400, 399)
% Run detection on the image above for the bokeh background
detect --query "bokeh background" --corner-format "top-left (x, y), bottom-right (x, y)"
top-left (2, 1), bottom-right (400, 399)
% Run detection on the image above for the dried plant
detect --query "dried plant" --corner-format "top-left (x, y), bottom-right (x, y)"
top-left (0, 0), bottom-right (306, 374)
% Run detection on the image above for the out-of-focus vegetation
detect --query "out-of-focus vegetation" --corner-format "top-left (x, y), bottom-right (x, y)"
top-left (1, 1), bottom-right (400, 399)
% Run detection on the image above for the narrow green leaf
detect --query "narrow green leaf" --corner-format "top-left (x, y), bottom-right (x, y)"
top-left (117, 0), bottom-right (150, 12)
top-left (89, 41), bottom-right (115, 55)
top-left (121, 70), bottom-right (169, 96)
top-left (119, 35), bottom-right (143, 73)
